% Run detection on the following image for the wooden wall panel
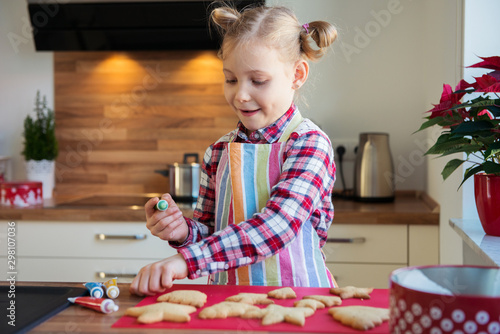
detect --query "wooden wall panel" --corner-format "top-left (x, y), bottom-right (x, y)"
top-left (54, 51), bottom-right (237, 197)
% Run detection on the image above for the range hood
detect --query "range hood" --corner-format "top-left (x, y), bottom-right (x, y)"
top-left (28, 0), bottom-right (264, 51)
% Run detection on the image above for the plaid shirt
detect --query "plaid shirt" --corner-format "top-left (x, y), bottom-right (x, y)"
top-left (174, 105), bottom-right (336, 280)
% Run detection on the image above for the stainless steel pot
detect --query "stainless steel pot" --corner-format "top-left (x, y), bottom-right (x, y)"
top-left (155, 153), bottom-right (200, 203)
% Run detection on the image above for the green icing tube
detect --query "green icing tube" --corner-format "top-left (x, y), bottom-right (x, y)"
top-left (155, 199), bottom-right (168, 211)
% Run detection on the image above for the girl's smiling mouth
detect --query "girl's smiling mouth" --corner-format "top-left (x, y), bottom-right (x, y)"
top-left (239, 108), bottom-right (261, 115)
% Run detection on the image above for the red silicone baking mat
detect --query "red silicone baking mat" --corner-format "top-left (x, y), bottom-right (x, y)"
top-left (113, 284), bottom-right (389, 333)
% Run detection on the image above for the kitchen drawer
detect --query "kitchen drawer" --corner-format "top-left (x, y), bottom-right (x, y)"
top-left (324, 224), bottom-right (408, 264)
top-left (12, 257), bottom-right (208, 284)
top-left (327, 262), bottom-right (404, 289)
top-left (16, 221), bottom-right (176, 259)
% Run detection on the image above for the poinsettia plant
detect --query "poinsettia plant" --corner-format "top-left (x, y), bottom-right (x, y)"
top-left (417, 56), bottom-right (500, 188)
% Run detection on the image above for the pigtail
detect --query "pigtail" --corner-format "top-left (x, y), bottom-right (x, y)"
top-left (300, 21), bottom-right (337, 61)
top-left (210, 5), bottom-right (240, 35)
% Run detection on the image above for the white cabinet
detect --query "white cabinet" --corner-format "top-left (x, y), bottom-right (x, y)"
top-left (325, 224), bottom-right (439, 288)
top-left (0, 221), bottom-right (207, 284)
top-left (0, 221), bottom-right (438, 287)
top-left (408, 225), bottom-right (439, 266)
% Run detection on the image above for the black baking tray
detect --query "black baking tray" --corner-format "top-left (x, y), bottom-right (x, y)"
top-left (0, 285), bottom-right (88, 334)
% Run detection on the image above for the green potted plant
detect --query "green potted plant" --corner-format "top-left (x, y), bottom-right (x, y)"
top-left (22, 90), bottom-right (58, 199)
top-left (417, 56), bottom-right (500, 236)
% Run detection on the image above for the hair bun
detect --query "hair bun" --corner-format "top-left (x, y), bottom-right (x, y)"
top-left (210, 6), bottom-right (241, 34)
top-left (301, 20), bottom-right (337, 61)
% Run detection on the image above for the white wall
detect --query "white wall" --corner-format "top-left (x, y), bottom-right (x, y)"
top-left (422, 1), bottom-right (464, 265)
top-left (271, 0), bottom-right (453, 192)
top-left (0, 0), bottom-right (53, 180)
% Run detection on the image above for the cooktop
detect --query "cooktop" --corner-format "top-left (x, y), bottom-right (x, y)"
top-left (0, 285), bottom-right (87, 334)
top-left (57, 195), bottom-right (196, 209)
top-left (57, 195), bottom-right (151, 207)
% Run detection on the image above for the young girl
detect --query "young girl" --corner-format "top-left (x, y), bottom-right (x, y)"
top-left (130, 3), bottom-right (338, 296)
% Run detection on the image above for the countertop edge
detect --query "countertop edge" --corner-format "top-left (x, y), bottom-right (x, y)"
top-left (449, 218), bottom-right (500, 267)
top-left (0, 191), bottom-right (439, 225)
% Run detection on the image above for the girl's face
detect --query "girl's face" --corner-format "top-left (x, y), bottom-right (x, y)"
top-left (222, 41), bottom-right (307, 133)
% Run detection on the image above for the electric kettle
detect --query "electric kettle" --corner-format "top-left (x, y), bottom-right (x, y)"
top-left (354, 132), bottom-right (395, 202)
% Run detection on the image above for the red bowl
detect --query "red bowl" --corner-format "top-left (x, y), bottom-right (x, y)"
top-left (0, 181), bottom-right (43, 207)
top-left (390, 265), bottom-right (500, 334)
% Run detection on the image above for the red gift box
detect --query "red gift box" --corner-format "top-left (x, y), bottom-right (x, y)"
top-left (0, 181), bottom-right (43, 207)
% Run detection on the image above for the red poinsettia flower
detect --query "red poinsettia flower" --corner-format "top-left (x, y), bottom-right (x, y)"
top-left (467, 56), bottom-right (500, 92)
top-left (468, 56), bottom-right (500, 71)
top-left (489, 70), bottom-right (500, 81)
top-left (427, 80), bottom-right (472, 119)
top-left (426, 84), bottom-right (454, 118)
top-left (419, 55), bottom-right (500, 186)
top-left (473, 74), bottom-right (500, 93)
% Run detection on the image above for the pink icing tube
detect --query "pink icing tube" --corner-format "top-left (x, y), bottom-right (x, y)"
top-left (103, 277), bottom-right (120, 299)
top-left (68, 297), bottom-right (119, 314)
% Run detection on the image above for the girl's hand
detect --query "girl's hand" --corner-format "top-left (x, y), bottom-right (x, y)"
top-left (145, 194), bottom-right (189, 243)
top-left (129, 253), bottom-right (189, 296)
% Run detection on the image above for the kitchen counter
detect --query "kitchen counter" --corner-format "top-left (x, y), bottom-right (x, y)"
top-left (0, 191), bottom-right (439, 225)
top-left (449, 218), bottom-right (500, 267)
top-left (5, 282), bottom-right (390, 334)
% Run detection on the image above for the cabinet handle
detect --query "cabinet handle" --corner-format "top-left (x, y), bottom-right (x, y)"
top-left (96, 272), bottom-right (137, 279)
top-left (95, 233), bottom-right (147, 241)
top-left (326, 237), bottom-right (366, 244)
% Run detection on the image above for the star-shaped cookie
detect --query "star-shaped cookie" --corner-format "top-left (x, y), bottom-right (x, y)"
top-left (243, 304), bottom-right (314, 326)
top-left (302, 294), bottom-right (342, 307)
top-left (125, 302), bottom-right (197, 324)
top-left (328, 306), bottom-right (389, 330)
top-left (157, 290), bottom-right (207, 307)
top-left (198, 301), bottom-right (260, 319)
top-left (293, 298), bottom-right (325, 310)
top-left (330, 286), bottom-right (374, 300)
top-left (225, 292), bottom-right (274, 305)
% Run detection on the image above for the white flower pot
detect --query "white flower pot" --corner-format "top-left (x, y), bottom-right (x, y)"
top-left (26, 159), bottom-right (55, 199)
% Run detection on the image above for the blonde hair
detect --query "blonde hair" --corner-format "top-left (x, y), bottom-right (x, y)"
top-left (210, 4), bottom-right (337, 63)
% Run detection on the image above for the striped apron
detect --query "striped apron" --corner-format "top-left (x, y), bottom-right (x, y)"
top-left (211, 112), bottom-right (336, 287)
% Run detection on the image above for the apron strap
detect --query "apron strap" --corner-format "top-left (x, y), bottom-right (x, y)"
top-left (278, 111), bottom-right (303, 143)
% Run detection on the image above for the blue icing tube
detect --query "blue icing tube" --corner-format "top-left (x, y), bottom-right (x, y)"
top-left (83, 282), bottom-right (104, 298)
top-left (155, 199), bottom-right (168, 211)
